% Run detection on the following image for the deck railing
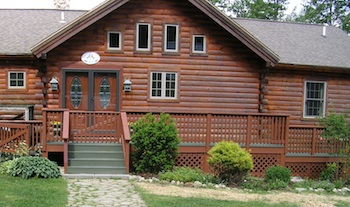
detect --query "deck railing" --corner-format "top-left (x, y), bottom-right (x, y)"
top-left (288, 125), bottom-right (348, 155)
top-left (69, 111), bottom-right (119, 143)
top-left (0, 121), bottom-right (42, 153)
top-left (127, 112), bottom-right (289, 149)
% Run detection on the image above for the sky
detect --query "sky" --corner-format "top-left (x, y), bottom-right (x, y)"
top-left (0, 0), bottom-right (304, 13)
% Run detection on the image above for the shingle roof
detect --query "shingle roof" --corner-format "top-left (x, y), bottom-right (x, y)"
top-left (234, 18), bottom-right (350, 69)
top-left (0, 9), bottom-right (86, 55)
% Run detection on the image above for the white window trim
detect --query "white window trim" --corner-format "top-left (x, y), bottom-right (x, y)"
top-left (8, 71), bottom-right (26, 89)
top-left (192, 35), bottom-right (206, 54)
top-left (164, 24), bottom-right (179, 53)
top-left (136, 23), bottom-right (151, 51)
top-left (303, 80), bottom-right (326, 118)
top-left (150, 72), bottom-right (178, 99)
top-left (107, 31), bottom-right (122, 50)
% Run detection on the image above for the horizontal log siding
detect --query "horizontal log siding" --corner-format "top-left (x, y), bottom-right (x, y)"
top-left (46, 0), bottom-right (263, 113)
top-left (0, 63), bottom-right (43, 119)
top-left (266, 69), bottom-right (350, 125)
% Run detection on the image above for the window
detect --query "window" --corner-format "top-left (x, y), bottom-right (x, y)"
top-left (107, 31), bottom-right (121, 50)
top-left (164, 24), bottom-right (179, 52)
top-left (304, 81), bottom-right (326, 118)
top-left (192, 35), bottom-right (206, 53)
top-left (8, 71), bottom-right (25, 89)
top-left (136, 23), bottom-right (151, 51)
top-left (150, 72), bottom-right (177, 99)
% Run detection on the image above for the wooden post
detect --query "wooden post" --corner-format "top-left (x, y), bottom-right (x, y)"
top-left (246, 115), bottom-right (252, 150)
top-left (204, 113), bottom-right (212, 173)
top-left (62, 110), bottom-right (70, 174)
top-left (284, 116), bottom-right (290, 155)
top-left (311, 127), bottom-right (317, 155)
top-left (42, 109), bottom-right (47, 155)
top-left (121, 112), bottom-right (130, 173)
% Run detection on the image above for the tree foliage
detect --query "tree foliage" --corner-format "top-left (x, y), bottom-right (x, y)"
top-left (209, 0), bottom-right (289, 20)
top-left (295, 0), bottom-right (350, 33)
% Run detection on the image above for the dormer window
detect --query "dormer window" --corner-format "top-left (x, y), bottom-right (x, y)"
top-left (107, 31), bottom-right (121, 50)
top-left (164, 24), bottom-right (179, 53)
top-left (136, 23), bottom-right (151, 51)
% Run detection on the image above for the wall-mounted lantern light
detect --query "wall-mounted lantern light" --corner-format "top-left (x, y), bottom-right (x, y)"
top-left (49, 77), bottom-right (59, 91)
top-left (123, 79), bottom-right (132, 92)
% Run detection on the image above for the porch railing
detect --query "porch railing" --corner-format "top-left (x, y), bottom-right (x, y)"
top-left (0, 121), bottom-right (42, 153)
top-left (42, 109), bottom-right (120, 143)
top-left (288, 125), bottom-right (348, 155)
top-left (127, 112), bottom-right (289, 149)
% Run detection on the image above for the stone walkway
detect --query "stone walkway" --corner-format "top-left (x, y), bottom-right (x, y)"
top-left (66, 177), bottom-right (147, 207)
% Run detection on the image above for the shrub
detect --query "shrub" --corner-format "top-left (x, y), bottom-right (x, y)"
top-left (265, 165), bottom-right (291, 183)
top-left (131, 113), bottom-right (180, 174)
top-left (158, 167), bottom-right (217, 183)
top-left (9, 156), bottom-right (61, 179)
top-left (207, 141), bottom-right (253, 185)
top-left (320, 162), bottom-right (337, 181)
top-left (0, 159), bottom-right (18, 175)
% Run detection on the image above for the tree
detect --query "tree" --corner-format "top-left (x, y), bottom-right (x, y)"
top-left (295, 0), bottom-right (350, 33)
top-left (318, 113), bottom-right (350, 184)
top-left (209, 0), bottom-right (289, 20)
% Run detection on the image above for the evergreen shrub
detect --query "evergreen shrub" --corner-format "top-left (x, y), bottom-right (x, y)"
top-left (208, 141), bottom-right (253, 185)
top-left (131, 113), bottom-right (180, 174)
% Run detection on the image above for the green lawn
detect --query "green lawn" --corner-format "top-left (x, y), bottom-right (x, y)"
top-left (138, 192), bottom-right (298, 207)
top-left (0, 174), bottom-right (68, 207)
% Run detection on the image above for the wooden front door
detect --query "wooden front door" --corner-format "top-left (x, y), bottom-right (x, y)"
top-left (64, 71), bottom-right (119, 111)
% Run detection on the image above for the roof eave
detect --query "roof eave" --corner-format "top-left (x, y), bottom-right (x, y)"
top-left (275, 63), bottom-right (350, 72)
top-left (31, 0), bottom-right (130, 58)
top-left (189, 0), bottom-right (279, 64)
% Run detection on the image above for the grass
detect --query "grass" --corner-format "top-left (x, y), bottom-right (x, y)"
top-left (0, 174), bottom-right (68, 207)
top-left (135, 184), bottom-right (298, 207)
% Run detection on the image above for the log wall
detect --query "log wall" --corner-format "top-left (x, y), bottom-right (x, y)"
top-left (45, 0), bottom-right (264, 113)
top-left (0, 59), bottom-right (43, 119)
top-left (265, 69), bottom-right (350, 125)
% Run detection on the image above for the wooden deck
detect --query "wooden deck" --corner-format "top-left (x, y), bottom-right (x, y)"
top-left (0, 109), bottom-right (344, 178)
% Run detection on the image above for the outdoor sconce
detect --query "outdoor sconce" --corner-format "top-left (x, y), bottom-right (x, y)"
top-left (123, 79), bottom-right (132, 92)
top-left (49, 77), bottom-right (59, 91)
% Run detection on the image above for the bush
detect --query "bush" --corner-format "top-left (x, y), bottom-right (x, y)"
top-left (131, 113), bottom-right (180, 174)
top-left (9, 156), bottom-right (61, 179)
top-left (207, 141), bottom-right (253, 185)
top-left (158, 167), bottom-right (218, 184)
top-left (0, 159), bottom-right (18, 175)
top-left (320, 162), bottom-right (337, 181)
top-left (265, 165), bottom-right (291, 183)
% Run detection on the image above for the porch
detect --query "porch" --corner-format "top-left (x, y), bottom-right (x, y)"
top-left (0, 109), bottom-right (342, 178)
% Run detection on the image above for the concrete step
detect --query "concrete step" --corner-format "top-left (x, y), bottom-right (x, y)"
top-left (67, 166), bottom-right (126, 174)
top-left (67, 143), bottom-right (126, 174)
top-left (68, 158), bottom-right (125, 166)
top-left (68, 151), bottom-right (124, 159)
top-left (68, 143), bottom-right (122, 152)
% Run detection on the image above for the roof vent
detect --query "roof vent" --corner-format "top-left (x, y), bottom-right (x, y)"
top-left (59, 12), bottom-right (66, 23)
top-left (322, 24), bottom-right (328, 37)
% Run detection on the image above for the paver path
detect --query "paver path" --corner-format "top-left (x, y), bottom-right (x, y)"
top-left (67, 178), bottom-right (147, 207)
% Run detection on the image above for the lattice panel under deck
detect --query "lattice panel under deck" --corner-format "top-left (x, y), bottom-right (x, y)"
top-left (286, 162), bottom-right (326, 179)
top-left (175, 153), bottom-right (205, 170)
top-left (251, 154), bottom-right (281, 177)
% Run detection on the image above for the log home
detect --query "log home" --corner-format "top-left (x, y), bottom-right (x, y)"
top-left (1, 0), bottom-right (350, 177)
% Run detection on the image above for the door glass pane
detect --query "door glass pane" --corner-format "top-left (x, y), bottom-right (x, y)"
top-left (99, 78), bottom-right (111, 109)
top-left (70, 77), bottom-right (82, 109)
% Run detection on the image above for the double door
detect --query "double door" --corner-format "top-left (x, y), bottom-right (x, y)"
top-left (63, 70), bottom-right (119, 111)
